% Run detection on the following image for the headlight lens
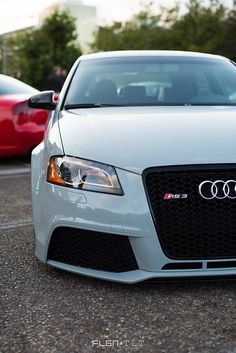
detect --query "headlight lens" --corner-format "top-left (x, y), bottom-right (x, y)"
top-left (47, 156), bottom-right (123, 195)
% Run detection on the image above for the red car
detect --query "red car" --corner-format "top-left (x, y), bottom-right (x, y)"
top-left (0, 74), bottom-right (50, 157)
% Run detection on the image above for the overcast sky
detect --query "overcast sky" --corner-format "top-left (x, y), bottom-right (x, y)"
top-left (0, 0), bottom-right (234, 33)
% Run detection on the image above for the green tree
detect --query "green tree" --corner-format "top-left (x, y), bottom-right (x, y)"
top-left (91, 0), bottom-right (236, 61)
top-left (171, 0), bottom-right (227, 54)
top-left (222, 0), bottom-right (236, 61)
top-left (91, 3), bottom-right (180, 52)
top-left (10, 11), bottom-right (82, 89)
top-left (0, 36), bottom-right (2, 72)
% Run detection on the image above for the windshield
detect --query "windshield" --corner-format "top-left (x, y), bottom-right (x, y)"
top-left (64, 56), bottom-right (236, 107)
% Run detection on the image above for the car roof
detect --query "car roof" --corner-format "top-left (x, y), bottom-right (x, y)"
top-left (79, 50), bottom-right (227, 62)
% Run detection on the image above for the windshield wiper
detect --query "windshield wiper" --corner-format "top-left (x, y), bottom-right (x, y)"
top-left (64, 103), bottom-right (120, 109)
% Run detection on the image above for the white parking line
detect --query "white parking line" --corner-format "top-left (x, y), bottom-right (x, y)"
top-left (0, 168), bottom-right (31, 178)
top-left (0, 220), bottom-right (33, 230)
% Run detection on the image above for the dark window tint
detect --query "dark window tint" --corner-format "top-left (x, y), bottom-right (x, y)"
top-left (0, 75), bottom-right (38, 95)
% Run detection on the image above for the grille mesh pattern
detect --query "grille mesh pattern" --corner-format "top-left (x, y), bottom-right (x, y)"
top-left (48, 227), bottom-right (138, 272)
top-left (145, 166), bottom-right (236, 259)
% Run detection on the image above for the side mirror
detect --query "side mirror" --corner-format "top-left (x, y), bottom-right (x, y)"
top-left (28, 91), bottom-right (57, 110)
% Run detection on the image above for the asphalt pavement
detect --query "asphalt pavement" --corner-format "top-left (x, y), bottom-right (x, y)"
top-left (1, 159), bottom-right (236, 353)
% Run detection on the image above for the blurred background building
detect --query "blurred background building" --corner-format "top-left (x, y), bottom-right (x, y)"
top-left (0, 0), bottom-right (97, 53)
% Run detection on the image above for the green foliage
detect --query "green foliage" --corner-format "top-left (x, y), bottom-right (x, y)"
top-left (91, 0), bottom-right (236, 61)
top-left (222, 1), bottom-right (236, 60)
top-left (0, 36), bottom-right (2, 71)
top-left (91, 4), bottom-right (180, 52)
top-left (171, 0), bottom-right (227, 54)
top-left (9, 11), bottom-right (82, 89)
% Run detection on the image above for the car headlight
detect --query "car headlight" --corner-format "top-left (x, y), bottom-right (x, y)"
top-left (47, 156), bottom-right (123, 195)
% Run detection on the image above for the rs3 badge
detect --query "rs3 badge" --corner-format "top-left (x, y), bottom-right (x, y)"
top-left (163, 193), bottom-right (188, 200)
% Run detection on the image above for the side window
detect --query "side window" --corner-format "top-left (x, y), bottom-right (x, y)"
top-left (215, 68), bottom-right (236, 101)
top-left (157, 73), bottom-right (172, 102)
top-left (194, 70), bottom-right (212, 96)
top-left (83, 77), bottom-right (97, 99)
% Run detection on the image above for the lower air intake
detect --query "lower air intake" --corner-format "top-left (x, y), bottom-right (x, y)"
top-left (48, 227), bottom-right (138, 272)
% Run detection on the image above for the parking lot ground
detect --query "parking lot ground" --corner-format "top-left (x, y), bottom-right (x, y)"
top-left (0, 173), bottom-right (32, 225)
top-left (1, 166), bottom-right (236, 353)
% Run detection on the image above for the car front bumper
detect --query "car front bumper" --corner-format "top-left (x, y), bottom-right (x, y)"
top-left (32, 167), bottom-right (236, 284)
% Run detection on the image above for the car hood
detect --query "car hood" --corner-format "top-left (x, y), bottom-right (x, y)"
top-left (59, 106), bottom-right (236, 174)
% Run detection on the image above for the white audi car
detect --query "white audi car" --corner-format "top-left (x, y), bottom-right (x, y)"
top-left (29, 51), bottom-right (236, 283)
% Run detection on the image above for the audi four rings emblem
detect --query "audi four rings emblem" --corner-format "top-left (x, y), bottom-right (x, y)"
top-left (199, 180), bottom-right (236, 199)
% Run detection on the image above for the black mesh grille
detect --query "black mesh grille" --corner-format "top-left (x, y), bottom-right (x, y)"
top-left (48, 227), bottom-right (138, 272)
top-left (145, 165), bottom-right (236, 260)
